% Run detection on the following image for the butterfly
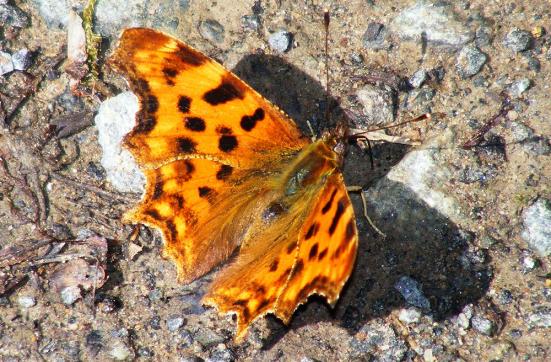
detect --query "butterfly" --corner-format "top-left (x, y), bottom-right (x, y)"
top-left (110, 28), bottom-right (358, 341)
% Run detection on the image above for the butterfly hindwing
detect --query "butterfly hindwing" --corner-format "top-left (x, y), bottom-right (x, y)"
top-left (275, 172), bottom-right (358, 322)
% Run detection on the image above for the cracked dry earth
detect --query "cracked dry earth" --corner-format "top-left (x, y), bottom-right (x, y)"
top-left (1, 0), bottom-right (550, 361)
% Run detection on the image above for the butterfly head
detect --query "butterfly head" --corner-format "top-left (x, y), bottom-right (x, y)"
top-left (321, 119), bottom-right (348, 165)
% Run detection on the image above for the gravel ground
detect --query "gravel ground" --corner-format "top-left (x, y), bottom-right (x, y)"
top-left (1, 0), bottom-right (550, 361)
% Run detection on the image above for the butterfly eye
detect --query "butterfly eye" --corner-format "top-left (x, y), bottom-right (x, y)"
top-left (262, 202), bottom-right (287, 223)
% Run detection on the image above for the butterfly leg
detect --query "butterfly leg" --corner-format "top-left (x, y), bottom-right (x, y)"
top-left (346, 186), bottom-right (386, 238)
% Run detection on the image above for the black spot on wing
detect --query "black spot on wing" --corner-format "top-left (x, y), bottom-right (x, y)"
top-left (175, 44), bottom-right (205, 66)
top-left (269, 259), bottom-right (279, 272)
top-left (322, 189), bottom-right (338, 214)
top-left (240, 107), bottom-right (265, 131)
top-left (165, 220), bottom-right (177, 240)
top-left (177, 137), bottom-right (197, 153)
top-left (309, 243), bottom-right (319, 260)
top-left (345, 219), bottom-right (356, 243)
top-left (178, 96), bottom-right (191, 113)
top-left (134, 113), bottom-right (156, 133)
top-left (203, 79), bottom-right (244, 105)
top-left (216, 165), bottom-right (233, 180)
top-left (162, 67), bottom-right (178, 86)
top-left (219, 135), bottom-right (238, 152)
top-left (289, 259), bottom-right (304, 280)
top-left (185, 117), bottom-right (206, 131)
top-left (318, 248), bottom-right (328, 261)
top-left (198, 186), bottom-right (213, 198)
top-left (328, 197), bottom-right (347, 235)
top-left (152, 181), bottom-right (163, 199)
top-left (144, 209), bottom-right (162, 221)
top-left (304, 222), bottom-right (320, 240)
top-left (145, 95), bottom-right (159, 113)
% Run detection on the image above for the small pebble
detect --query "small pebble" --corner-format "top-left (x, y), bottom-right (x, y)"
top-left (409, 69), bottom-right (427, 88)
top-left (504, 28), bottom-right (532, 52)
top-left (521, 199), bottom-right (551, 257)
top-left (137, 347), bottom-right (154, 357)
top-left (167, 315), bottom-right (185, 332)
top-left (150, 316), bottom-right (161, 330)
top-left (531, 25), bottom-right (544, 38)
top-left (61, 286), bottom-right (82, 305)
top-left (456, 44), bottom-right (487, 78)
top-left (497, 289), bottom-right (513, 305)
top-left (508, 78), bottom-right (531, 97)
top-left (11, 48), bottom-right (32, 70)
top-left (0, 51), bottom-right (14, 75)
top-left (527, 309), bottom-right (551, 328)
top-left (398, 308), bottom-right (422, 324)
top-left (363, 22), bottom-right (388, 50)
top-left (0, 2), bottom-right (30, 28)
top-left (521, 255), bottom-right (538, 271)
top-left (509, 121), bottom-right (534, 142)
top-left (178, 329), bottom-right (194, 348)
top-left (456, 304), bottom-right (474, 329)
top-left (109, 340), bottom-right (132, 361)
top-left (475, 26), bottom-right (493, 47)
top-left (471, 315), bottom-right (496, 336)
top-left (18, 295), bottom-right (36, 308)
top-left (356, 85), bottom-right (395, 125)
top-left (268, 30), bottom-right (293, 53)
top-left (198, 19), bottom-right (225, 44)
top-left (394, 276), bottom-right (431, 311)
top-left (241, 14), bottom-right (260, 31)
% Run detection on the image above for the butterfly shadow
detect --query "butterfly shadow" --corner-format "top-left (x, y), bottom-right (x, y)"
top-left (232, 55), bottom-right (491, 347)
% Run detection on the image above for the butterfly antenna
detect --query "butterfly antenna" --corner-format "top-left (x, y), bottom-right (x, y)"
top-left (321, 9), bottom-right (331, 135)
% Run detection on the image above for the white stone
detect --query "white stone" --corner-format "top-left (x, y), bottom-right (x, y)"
top-left (390, 1), bottom-right (473, 47)
top-left (94, 92), bottom-right (145, 193)
top-left (521, 199), bottom-right (551, 256)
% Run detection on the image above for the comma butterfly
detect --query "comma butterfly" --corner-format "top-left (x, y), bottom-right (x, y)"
top-left (110, 27), bottom-right (358, 341)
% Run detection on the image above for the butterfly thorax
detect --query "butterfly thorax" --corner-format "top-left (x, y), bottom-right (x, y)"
top-left (281, 139), bottom-right (341, 197)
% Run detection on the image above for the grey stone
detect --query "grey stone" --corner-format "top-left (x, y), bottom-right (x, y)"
top-left (527, 308), bottom-right (551, 328)
top-left (0, 2), bottom-right (30, 28)
top-left (350, 322), bottom-right (408, 361)
top-left (109, 340), bottom-right (133, 361)
top-left (94, 92), bottom-right (145, 193)
top-left (456, 44), bottom-right (487, 78)
top-left (0, 51), bottom-right (14, 76)
top-left (471, 315), bottom-right (495, 336)
top-left (241, 14), bottom-right (260, 31)
top-left (508, 78), bottom-right (531, 97)
top-left (363, 22), bottom-right (388, 50)
top-left (29, 0), bottom-right (69, 28)
top-left (395, 276), bottom-right (431, 311)
top-left (409, 69), bottom-right (427, 88)
top-left (268, 30), bottom-right (293, 53)
top-left (390, 1), bottom-right (473, 47)
top-left (356, 85), bottom-right (394, 125)
top-left (95, 0), bottom-right (147, 37)
top-left (521, 255), bottom-right (538, 271)
top-left (456, 304), bottom-right (474, 329)
top-left (60, 286), bottom-right (81, 305)
top-left (12, 49), bottom-right (32, 71)
top-left (199, 19), bottom-right (225, 44)
top-left (398, 308), bottom-right (422, 324)
top-left (475, 26), bottom-right (493, 47)
top-left (17, 295), bottom-right (36, 308)
top-left (504, 28), bottom-right (532, 52)
top-left (167, 316), bottom-right (185, 332)
top-left (522, 137), bottom-right (551, 156)
top-left (521, 199), bottom-right (551, 256)
top-left (510, 122), bottom-right (534, 142)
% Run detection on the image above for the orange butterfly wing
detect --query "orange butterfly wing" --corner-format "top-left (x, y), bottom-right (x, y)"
top-left (203, 172), bottom-right (358, 341)
top-left (111, 28), bottom-right (358, 340)
top-left (110, 28), bottom-right (309, 282)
